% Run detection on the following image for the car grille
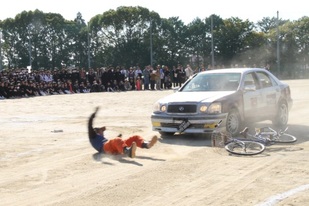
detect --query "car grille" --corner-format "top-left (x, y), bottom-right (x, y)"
top-left (167, 104), bottom-right (197, 113)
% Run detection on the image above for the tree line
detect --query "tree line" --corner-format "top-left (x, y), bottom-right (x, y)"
top-left (0, 6), bottom-right (308, 78)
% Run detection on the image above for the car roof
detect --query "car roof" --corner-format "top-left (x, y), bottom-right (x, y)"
top-left (201, 68), bottom-right (267, 74)
top-left (198, 68), bottom-right (283, 85)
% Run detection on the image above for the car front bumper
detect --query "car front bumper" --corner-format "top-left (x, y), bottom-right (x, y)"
top-left (151, 113), bottom-right (227, 134)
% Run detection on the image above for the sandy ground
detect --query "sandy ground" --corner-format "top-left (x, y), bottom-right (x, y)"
top-left (0, 79), bottom-right (309, 206)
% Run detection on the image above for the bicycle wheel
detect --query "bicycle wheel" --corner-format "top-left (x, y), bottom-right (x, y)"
top-left (272, 133), bottom-right (297, 143)
top-left (225, 140), bottom-right (265, 155)
top-left (211, 132), bottom-right (227, 147)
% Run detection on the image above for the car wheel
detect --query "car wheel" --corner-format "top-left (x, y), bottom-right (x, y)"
top-left (226, 109), bottom-right (242, 136)
top-left (272, 101), bottom-right (288, 127)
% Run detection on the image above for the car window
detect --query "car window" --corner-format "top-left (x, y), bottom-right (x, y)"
top-left (244, 73), bottom-right (259, 88)
top-left (182, 73), bottom-right (240, 92)
top-left (256, 72), bottom-right (274, 88)
top-left (268, 75), bottom-right (279, 86)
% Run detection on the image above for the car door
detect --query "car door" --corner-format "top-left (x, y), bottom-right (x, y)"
top-left (255, 71), bottom-right (280, 119)
top-left (242, 72), bottom-right (264, 121)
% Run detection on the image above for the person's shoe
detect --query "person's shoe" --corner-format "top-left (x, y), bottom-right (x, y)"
top-left (125, 142), bottom-right (137, 158)
top-left (147, 135), bottom-right (158, 149)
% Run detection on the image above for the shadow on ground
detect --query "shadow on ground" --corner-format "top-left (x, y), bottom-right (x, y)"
top-left (159, 133), bottom-right (211, 147)
top-left (92, 152), bottom-right (166, 166)
top-left (158, 123), bottom-right (309, 147)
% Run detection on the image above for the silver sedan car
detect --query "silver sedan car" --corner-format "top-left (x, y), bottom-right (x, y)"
top-left (151, 68), bottom-right (293, 136)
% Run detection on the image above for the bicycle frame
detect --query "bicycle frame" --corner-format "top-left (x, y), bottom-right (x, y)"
top-left (242, 126), bottom-right (290, 145)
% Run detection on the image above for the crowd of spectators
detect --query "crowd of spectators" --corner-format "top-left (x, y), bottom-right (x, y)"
top-left (0, 64), bottom-right (196, 100)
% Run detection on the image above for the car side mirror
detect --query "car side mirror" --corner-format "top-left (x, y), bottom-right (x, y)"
top-left (244, 85), bottom-right (256, 91)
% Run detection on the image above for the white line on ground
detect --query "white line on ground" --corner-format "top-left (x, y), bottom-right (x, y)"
top-left (256, 184), bottom-right (309, 206)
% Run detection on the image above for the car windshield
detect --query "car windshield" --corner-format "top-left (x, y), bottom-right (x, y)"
top-left (182, 72), bottom-right (241, 92)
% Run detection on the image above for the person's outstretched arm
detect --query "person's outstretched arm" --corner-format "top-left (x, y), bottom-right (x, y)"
top-left (88, 107), bottom-right (99, 140)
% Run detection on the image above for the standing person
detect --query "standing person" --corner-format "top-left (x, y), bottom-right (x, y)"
top-left (134, 66), bottom-right (143, 79)
top-left (155, 67), bottom-right (161, 90)
top-left (150, 70), bottom-right (156, 90)
top-left (128, 67), bottom-right (136, 90)
top-left (114, 66), bottom-right (124, 86)
top-left (178, 65), bottom-right (186, 87)
top-left (170, 66), bottom-right (175, 87)
top-left (100, 69), bottom-right (108, 91)
top-left (163, 66), bottom-right (171, 89)
top-left (174, 65), bottom-right (181, 87)
top-left (128, 67), bottom-right (135, 82)
top-left (142, 65), bottom-right (150, 90)
top-left (159, 65), bottom-right (165, 89)
top-left (88, 107), bottom-right (158, 158)
top-left (120, 66), bottom-right (128, 79)
top-left (185, 64), bottom-right (194, 80)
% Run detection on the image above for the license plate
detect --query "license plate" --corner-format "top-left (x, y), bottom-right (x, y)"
top-left (178, 119), bottom-right (191, 132)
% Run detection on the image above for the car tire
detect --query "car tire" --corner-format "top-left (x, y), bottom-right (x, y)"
top-left (226, 108), bottom-right (242, 136)
top-left (272, 101), bottom-right (288, 127)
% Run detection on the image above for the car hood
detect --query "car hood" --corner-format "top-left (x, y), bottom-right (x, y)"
top-left (159, 91), bottom-right (235, 103)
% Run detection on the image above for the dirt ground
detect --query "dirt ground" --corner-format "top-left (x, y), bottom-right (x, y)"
top-left (0, 79), bottom-right (309, 206)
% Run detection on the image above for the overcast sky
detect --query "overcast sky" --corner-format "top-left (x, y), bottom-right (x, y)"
top-left (0, 0), bottom-right (308, 24)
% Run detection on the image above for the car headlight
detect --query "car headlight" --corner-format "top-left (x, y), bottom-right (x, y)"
top-left (207, 102), bottom-right (222, 114)
top-left (161, 104), bottom-right (167, 112)
top-left (199, 104), bottom-right (208, 112)
top-left (153, 102), bottom-right (167, 112)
